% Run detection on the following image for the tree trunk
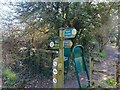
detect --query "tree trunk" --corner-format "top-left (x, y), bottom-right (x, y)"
top-left (99, 41), bottom-right (104, 52)
top-left (116, 3), bottom-right (120, 87)
top-left (115, 60), bottom-right (120, 88)
top-left (116, 28), bottom-right (120, 46)
top-left (118, 3), bottom-right (120, 50)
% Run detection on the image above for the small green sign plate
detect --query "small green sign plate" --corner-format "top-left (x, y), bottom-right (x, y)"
top-left (49, 40), bottom-right (73, 49)
top-left (64, 28), bottom-right (77, 39)
top-left (49, 40), bottom-right (59, 49)
top-left (64, 40), bottom-right (73, 48)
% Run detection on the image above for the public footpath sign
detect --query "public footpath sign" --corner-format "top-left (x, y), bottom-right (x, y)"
top-left (64, 28), bottom-right (77, 39)
top-left (64, 40), bottom-right (73, 48)
top-left (50, 40), bottom-right (71, 68)
top-left (49, 40), bottom-right (73, 49)
top-left (49, 40), bottom-right (59, 49)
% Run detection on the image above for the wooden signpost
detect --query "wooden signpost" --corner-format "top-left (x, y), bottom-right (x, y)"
top-left (51, 27), bottom-right (77, 88)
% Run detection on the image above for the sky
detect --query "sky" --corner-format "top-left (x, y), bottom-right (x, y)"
top-left (0, 1), bottom-right (19, 31)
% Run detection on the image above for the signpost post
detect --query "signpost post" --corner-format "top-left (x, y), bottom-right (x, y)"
top-left (50, 27), bottom-right (90, 88)
top-left (57, 28), bottom-right (64, 88)
top-left (52, 27), bottom-right (77, 88)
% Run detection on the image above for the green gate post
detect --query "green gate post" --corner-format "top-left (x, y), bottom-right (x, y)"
top-left (72, 45), bottom-right (90, 88)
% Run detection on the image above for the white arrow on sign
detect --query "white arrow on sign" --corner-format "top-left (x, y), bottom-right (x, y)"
top-left (53, 78), bottom-right (57, 83)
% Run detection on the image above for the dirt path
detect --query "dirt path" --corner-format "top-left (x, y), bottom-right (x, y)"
top-left (14, 44), bottom-right (120, 88)
top-left (64, 44), bottom-right (120, 88)
top-left (104, 44), bottom-right (119, 60)
top-left (92, 44), bottom-right (120, 88)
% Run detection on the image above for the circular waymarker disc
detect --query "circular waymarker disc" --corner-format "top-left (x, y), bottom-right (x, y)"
top-left (53, 61), bottom-right (57, 67)
top-left (50, 41), bottom-right (54, 47)
top-left (53, 69), bottom-right (57, 75)
top-left (72, 28), bottom-right (77, 35)
top-left (53, 78), bottom-right (57, 83)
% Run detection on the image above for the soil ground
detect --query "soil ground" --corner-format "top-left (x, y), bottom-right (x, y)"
top-left (22, 43), bottom-right (120, 88)
top-left (2, 43), bottom-right (120, 88)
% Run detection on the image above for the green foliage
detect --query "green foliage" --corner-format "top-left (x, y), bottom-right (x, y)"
top-left (97, 52), bottom-right (108, 58)
top-left (15, 2), bottom-right (117, 57)
top-left (20, 41), bottom-right (53, 77)
top-left (1, 1), bottom-right (119, 88)
top-left (101, 78), bottom-right (117, 88)
top-left (110, 37), bottom-right (116, 43)
top-left (12, 2), bottom-right (117, 80)
top-left (3, 68), bottom-right (17, 87)
top-left (90, 78), bottom-right (117, 88)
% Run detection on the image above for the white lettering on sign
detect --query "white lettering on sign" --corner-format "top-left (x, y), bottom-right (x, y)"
top-left (53, 69), bottom-right (57, 75)
top-left (64, 28), bottom-right (77, 38)
top-left (64, 56), bottom-right (68, 61)
top-left (53, 78), bottom-right (57, 83)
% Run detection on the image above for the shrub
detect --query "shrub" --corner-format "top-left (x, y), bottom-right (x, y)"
top-left (101, 78), bottom-right (117, 88)
top-left (97, 52), bottom-right (108, 58)
top-left (3, 68), bottom-right (17, 87)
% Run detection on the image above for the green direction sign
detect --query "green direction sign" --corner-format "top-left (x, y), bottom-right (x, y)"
top-left (49, 40), bottom-right (73, 49)
top-left (49, 40), bottom-right (59, 49)
top-left (64, 40), bottom-right (73, 48)
top-left (64, 28), bottom-right (77, 39)
top-left (64, 48), bottom-right (70, 69)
